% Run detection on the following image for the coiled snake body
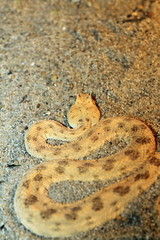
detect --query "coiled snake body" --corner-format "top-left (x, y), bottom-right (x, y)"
top-left (14, 94), bottom-right (160, 238)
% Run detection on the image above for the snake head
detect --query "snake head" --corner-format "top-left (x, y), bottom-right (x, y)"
top-left (68, 93), bottom-right (101, 128)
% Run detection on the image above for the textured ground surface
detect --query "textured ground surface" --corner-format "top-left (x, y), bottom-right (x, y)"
top-left (0, 0), bottom-right (160, 239)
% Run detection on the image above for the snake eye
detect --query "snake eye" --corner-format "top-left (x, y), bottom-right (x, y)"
top-left (86, 94), bottom-right (91, 99)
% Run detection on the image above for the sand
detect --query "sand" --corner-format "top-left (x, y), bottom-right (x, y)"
top-left (0, 0), bottom-right (160, 239)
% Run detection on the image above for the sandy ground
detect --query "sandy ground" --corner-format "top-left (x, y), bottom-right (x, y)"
top-left (0, 0), bottom-right (160, 239)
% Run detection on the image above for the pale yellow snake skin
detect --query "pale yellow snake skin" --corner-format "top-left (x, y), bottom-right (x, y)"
top-left (14, 94), bottom-right (160, 238)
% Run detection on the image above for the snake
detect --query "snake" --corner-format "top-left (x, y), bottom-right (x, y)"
top-left (14, 93), bottom-right (160, 238)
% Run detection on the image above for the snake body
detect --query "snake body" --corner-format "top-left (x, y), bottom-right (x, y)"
top-left (14, 94), bottom-right (160, 238)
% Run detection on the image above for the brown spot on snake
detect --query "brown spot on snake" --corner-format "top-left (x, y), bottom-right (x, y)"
top-left (92, 197), bottom-right (103, 211)
top-left (24, 195), bottom-right (38, 206)
top-left (113, 186), bottom-right (130, 196)
top-left (40, 209), bottom-right (57, 219)
top-left (124, 149), bottom-right (140, 160)
top-left (34, 173), bottom-right (43, 181)
top-left (135, 137), bottom-right (151, 144)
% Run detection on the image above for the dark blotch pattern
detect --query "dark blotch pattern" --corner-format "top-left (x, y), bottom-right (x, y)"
top-left (83, 162), bottom-right (94, 167)
top-left (72, 143), bottom-right (82, 152)
top-left (113, 185), bottom-right (130, 196)
top-left (111, 200), bottom-right (118, 206)
top-left (24, 195), bottom-right (38, 206)
top-left (93, 174), bottom-right (99, 179)
top-left (39, 145), bottom-right (46, 149)
top-left (32, 137), bottom-right (38, 141)
top-left (118, 122), bottom-right (125, 128)
top-left (48, 124), bottom-right (54, 128)
top-left (91, 135), bottom-right (99, 142)
top-left (65, 213), bottom-right (77, 220)
top-left (36, 126), bottom-right (42, 131)
top-left (43, 203), bottom-right (48, 207)
top-left (78, 166), bottom-right (88, 174)
top-left (87, 130), bottom-right (94, 137)
top-left (124, 149), bottom-right (140, 160)
top-left (34, 173), bottom-right (43, 181)
top-left (135, 137), bottom-right (151, 144)
top-left (40, 208), bottom-right (57, 219)
top-left (120, 166), bottom-right (127, 171)
top-left (71, 206), bottom-right (82, 212)
top-left (78, 118), bottom-right (83, 123)
top-left (131, 125), bottom-right (139, 132)
top-left (26, 135), bottom-right (31, 141)
top-left (54, 148), bottom-right (62, 155)
top-left (149, 157), bottom-right (160, 166)
top-left (70, 132), bottom-right (75, 135)
top-left (92, 197), bottom-right (103, 211)
top-left (134, 171), bottom-right (150, 181)
top-left (36, 165), bottom-right (47, 170)
top-left (58, 160), bottom-right (69, 165)
top-left (103, 119), bottom-right (112, 125)
top-left (102, 158), bottom-right (115, 171)
top-left (55, 166), bottom-right (65, 174)
top-left (55, 222), bottom-right (61, 226)
top-left (85, 118), bottom-right (90, 122)
top-left (103, 126), bottom-right (111, 132)
top-left (22, 180), bottom-right (30, 189)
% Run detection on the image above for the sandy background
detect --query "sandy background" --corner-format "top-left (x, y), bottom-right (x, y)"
top-left (0, 0), bottom-right (160, 239)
